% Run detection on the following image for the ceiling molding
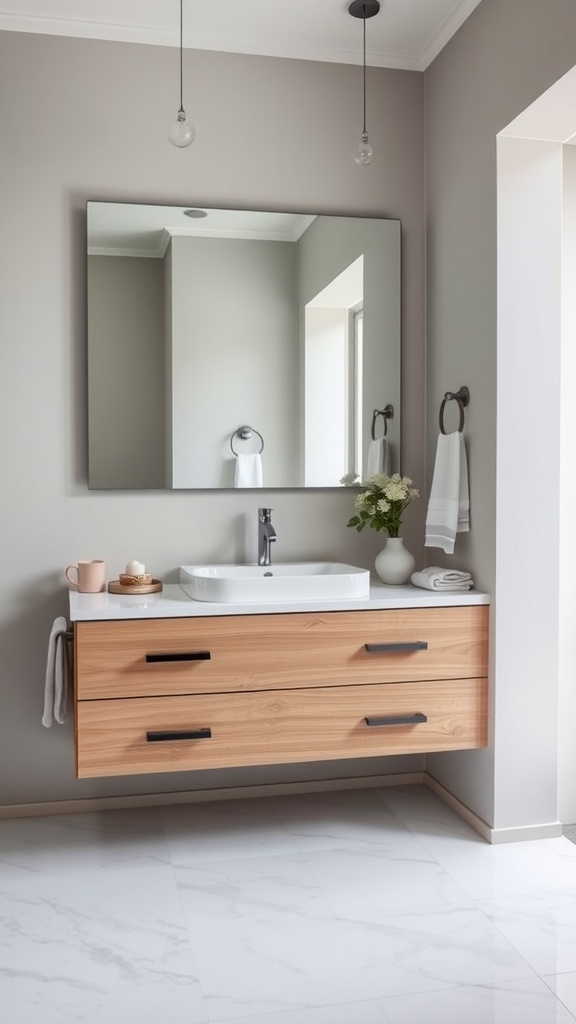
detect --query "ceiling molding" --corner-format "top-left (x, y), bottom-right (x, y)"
top-left (0, 1), bottom-right (484, 73)
top-left (88, 245), bottom-right (166, 259)
top-left (0, 11), bottom-right (421, 69)
top-left (0, 12), bottom-right (175, 47)
top-left (418, 0), bottom-right (483, 70)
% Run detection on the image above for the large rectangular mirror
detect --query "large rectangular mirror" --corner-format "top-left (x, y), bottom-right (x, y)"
top-left (87, 202), bottom-right (401, 489)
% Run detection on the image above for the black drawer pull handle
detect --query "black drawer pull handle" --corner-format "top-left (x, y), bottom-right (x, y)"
top-left (365, 713), bottom-right (428, 727)
top-left (145, 651), bottom-right (211, 663)
top-left (364, 641), bottom-right (428, 654)
top-left (146, 728), bottom-right (213, 742)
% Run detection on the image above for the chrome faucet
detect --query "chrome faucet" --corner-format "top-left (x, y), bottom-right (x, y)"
top-left (258, 507), bottom-right (276, 566)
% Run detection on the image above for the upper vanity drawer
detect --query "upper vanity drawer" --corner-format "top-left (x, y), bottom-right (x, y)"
top-left (75, 606), bottom-right (488, 699)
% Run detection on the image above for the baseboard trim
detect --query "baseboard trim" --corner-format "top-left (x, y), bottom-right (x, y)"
top-left (0, 771), bottom-right (426, 820)
top-left (0, 772), bottom-right (564, 844)
top-left (425, 774), bottom-right (493, 842)
top-left (425, 774), bottom-right (563, 844)
top-left (486, 821), bottom-right (563, 844)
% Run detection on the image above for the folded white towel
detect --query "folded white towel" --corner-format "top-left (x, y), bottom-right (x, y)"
top-left (425, 432), bottom-right (470, 554)
top-left (234, 452), bottom-right (263, 488)
top-left (366, 438), bottom-right (391, 478)
top-left (42, 616), bottom-right (72, 727)
top-left (411, 566), bottom-right (474, 591)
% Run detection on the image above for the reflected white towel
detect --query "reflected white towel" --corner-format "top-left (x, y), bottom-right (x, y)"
top-left (42, 616), bottom-right (71, 727)
top-left (425, 432), bottom-right (470, 554)
top-left (411, 566), bottom-right (473, 591)
top-left (366, 438), bottom-right (391, 478)
top-left (234, 452), bottom-right (263, 488)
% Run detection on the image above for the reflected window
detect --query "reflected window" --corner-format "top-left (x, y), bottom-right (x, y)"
top-left (304, 256), bottom-right (363, 486)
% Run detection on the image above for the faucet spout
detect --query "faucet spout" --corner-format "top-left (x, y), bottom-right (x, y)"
top-left (258, 507), bottom-right (276, 566)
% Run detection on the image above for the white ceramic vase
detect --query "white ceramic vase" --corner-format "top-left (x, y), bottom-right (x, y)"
top-left (374, 536), bottom-right (415, 586)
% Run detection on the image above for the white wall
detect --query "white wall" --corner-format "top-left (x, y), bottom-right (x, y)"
top-left (304, 308), bottom-right (348, 485)
top-left (0, 30), bottom-right (425, 808)
top-left (424, 0), bottom-right (576, 832)
top-left (494, 136), bottom-right (562, 831)
top-left (559, 145), bottom-right (576, 822)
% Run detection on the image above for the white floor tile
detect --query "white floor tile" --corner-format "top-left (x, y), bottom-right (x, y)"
top-left (299, 842), bottom-right (475, 917)
top-left (273, 788), bottom-right (418, 851)
top-left (186, 903), bottom-right (536, 1016)
top-left (416, 834), bottom-right (576, 899)
top-left (380, 784), bottom-right (482, 842)
top-left (0, 807), bottom-right (170, 880)
top-left (4, 786), bottom-right (573, 1023)
top-left (379, 977), bottom-right (576, 1023)
top-left (544, 972), bottom-right (576, 1017)
top-left (479, 889), bottom-right (576, 974)
top-left (174, 851), bottom-right (335, 928)
top-left (161, 797), bottom-right (300, 865)
top-left (0, 866), bottom-right (207, 1022)
top-left (207, 1003), bottom-right (390, 1024)
top-left (188, 916), bottom-right (372, 1018)
top-left (340, 905), bottom-right (537, 997)
top-left (2, 945), bottom-right (208, 1024)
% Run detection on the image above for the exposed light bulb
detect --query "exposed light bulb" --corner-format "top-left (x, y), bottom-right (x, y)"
top-left (349, 0), bottom-right (379, 167)
top-left (168, 107), bottom-right (195, 148)
top-left (354, 131), bottom-right (374, 165)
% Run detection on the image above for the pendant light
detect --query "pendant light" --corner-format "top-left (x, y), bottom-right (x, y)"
top-left (167, 0), bottom-right (195, 148)
top-left (349, 0), bottom-right (380, 165)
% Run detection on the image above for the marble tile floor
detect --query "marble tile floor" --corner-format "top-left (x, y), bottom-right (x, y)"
top-left (3, 784), bottom-right (576, 1022)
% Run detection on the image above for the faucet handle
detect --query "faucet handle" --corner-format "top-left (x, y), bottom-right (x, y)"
top-left (259, 507), bottom-right (273, 521)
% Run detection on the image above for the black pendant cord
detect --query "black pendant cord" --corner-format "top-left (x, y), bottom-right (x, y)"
top-left (362, 8), bottom-right (367, 136)
top-left (349, 0), bottom-right (380, 143)
top-left (179, 0), bottom-right (184, 113)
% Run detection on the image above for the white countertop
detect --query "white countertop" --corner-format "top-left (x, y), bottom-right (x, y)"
top-left (69, 581), bottom-right (490, 621)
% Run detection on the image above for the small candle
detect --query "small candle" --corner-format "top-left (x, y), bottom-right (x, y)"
top-left (126, 560), bottom-right (146, 577)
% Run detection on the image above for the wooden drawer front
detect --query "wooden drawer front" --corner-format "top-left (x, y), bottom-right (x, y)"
top-left (75, 606), bottom-right (488, 699)
top-left (76, 677), bottom-right (488, 777)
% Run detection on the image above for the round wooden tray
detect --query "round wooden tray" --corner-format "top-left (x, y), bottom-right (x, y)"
top-left (108, 579), bottom-right (163, 595)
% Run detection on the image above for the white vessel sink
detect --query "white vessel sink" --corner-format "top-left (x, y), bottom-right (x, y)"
top-left (180, 562), bottom-right (370, 604)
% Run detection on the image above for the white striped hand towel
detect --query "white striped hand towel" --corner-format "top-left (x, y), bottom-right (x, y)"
top-left (425, 432), bottom-right (469, 554)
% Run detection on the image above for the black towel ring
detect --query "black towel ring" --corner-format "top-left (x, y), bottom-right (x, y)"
top-left (439, 386), bottom-right (470, 434)
top-left (371, 404), bottom-right (393, 440)
top-left (230, 425), bottom-right (264, 455)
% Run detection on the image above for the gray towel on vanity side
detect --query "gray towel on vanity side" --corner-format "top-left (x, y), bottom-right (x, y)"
top-left (42, 616), bottom-right (71, 727)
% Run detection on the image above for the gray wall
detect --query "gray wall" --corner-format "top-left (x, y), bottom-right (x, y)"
top-left (169, 235), bottom-right (297, 488)
top-left (0, 31), bottom-right (425, 808)
top-left (424, 0), bottom-right (576, 825)
top-left (87, 255), bottom-right (166, 488)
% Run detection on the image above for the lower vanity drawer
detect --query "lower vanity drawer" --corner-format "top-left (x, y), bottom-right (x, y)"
top-left (75, 678), bottom-right (488, 778)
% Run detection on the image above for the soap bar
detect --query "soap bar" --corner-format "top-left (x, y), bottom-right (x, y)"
top-left (125, 560), bottom-right (146, 576)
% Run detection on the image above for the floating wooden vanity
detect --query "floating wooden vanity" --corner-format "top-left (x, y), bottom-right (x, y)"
top-left (70, 587), bottom-right (489, 779)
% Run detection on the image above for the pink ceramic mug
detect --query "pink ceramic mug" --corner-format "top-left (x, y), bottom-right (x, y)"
top-left (65, 559), bottom-right (106, 593)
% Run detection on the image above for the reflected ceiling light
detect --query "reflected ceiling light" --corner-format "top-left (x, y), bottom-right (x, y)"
top-left (167, 0), bottom-right (195, 148)
top-left (349, 0), bottom-right (380, 165)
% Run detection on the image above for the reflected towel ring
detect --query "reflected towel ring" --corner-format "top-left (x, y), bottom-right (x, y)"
top-left (439, 386), bottom-right (470, 434)
top-left (371, 404), bottom-right (393, 440)
top-left (230, 425), bottom-right (264, 455)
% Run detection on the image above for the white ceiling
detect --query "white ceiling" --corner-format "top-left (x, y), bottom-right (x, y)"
top-left (0, 0), bottom-right (483, 71)
top-left (87, 202), bottom-right (317, 258)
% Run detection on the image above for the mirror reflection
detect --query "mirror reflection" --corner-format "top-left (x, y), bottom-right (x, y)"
top-left (87, 202), bottom-right (401, 489)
